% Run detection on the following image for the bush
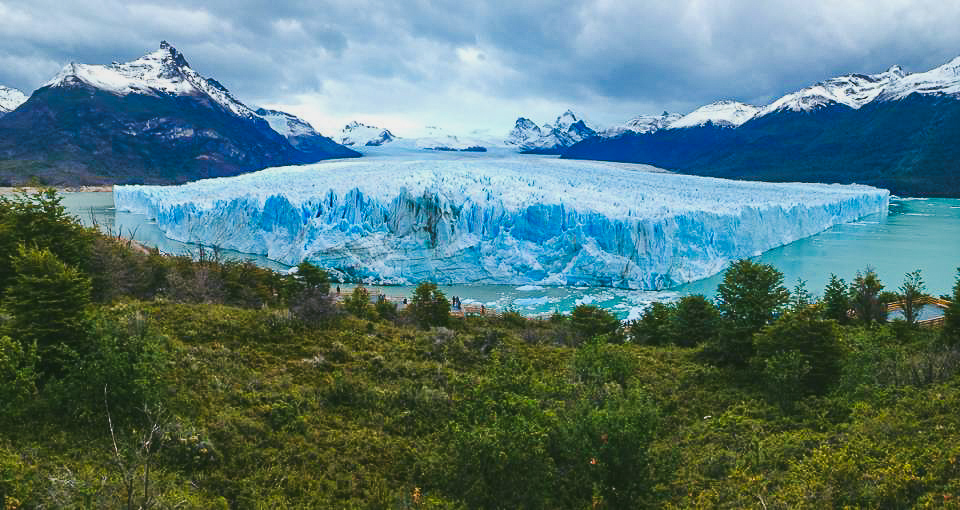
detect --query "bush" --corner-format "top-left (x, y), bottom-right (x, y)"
top-left (572, 339), bottom-right (638, 388)
top-left (671, 295), bottom-right (719, 347)
top-left (571, 305), bottom-right (622, 344)
top-left (0, 189), bottom-right (93, 289)
top-left (707, 260), bottom-right (789, 366)
top-left (943, 268), bottom-right (960, 347)
top-left (897, 269), bottom-right (926, 327)
top-left (753, 309), bottom-right (842, 399)
top-left (628, 302), bottom-right (675, 346)
top-left (554, 389), bottom-right (660, 508)
top-left (822, 274), bottom-right (850, 324)
top-left (343, 286), bottom-right (373, 318)
top-left (0, 335), bottom-right (38, 418)
top-left (3, 245), bottom-right (92, 375)
top-left (849, 267), bottom-right (887, 325)
top-left (408, 282), bottom-right (450, 329)
top-left (375, 295), bottom-right (398, 322)
top-left (54, 305), bottom-right (171, 421)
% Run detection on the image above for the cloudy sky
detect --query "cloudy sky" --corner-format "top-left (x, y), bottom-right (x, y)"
top-left (2, 0), bottom-right (960, 137)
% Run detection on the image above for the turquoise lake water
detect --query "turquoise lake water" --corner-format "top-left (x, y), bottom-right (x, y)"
top-left (62, 193), bottom-right (960, 319)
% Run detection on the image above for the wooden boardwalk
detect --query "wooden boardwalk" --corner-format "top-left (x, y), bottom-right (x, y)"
top-left (332, 286), bottom-right (501, 318)
top-left (886, 296), bottom-right (952, 327)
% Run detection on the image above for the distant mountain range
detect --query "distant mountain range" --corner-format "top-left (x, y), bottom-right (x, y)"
top-left (563, 58), bottom-right (960, 197)
top-left (1, 42), bottom-right (959, 195)
top-left (504, 110), bottom-right (598, 154)
top-left (0, 42), bottom-right (357, 186)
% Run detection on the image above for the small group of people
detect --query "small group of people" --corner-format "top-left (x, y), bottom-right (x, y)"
top-left (451, 295), bottom-right (462, 310)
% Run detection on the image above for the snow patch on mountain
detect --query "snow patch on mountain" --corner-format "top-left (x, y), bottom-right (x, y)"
top-left (338, 121), bottom-right (395, 147)
top-left (602, 112), bottom-right (681, 137)
top-left (670, 101), bottom-right (759, 129)
top-left (43, 41), bottom-right (257, 119)
top-left (114, 154), bottom-right (889, 290)
top-left (758, 66), bottom-right (906, 116)
top-left (505, 110), bottom-right (597, 151)
top-left (880, 56), bottom-right (960, 100)
top-left (0, 86), bottom-right (27, 114)
top-left (255, 108), bottom-right (318, 138)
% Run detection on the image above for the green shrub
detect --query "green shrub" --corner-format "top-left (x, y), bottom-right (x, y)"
top-left (3, 245), bottom-right (92, 376)
top-left (0, 335), bottom-right (38, 418)
top-left (570, 305), bottom-right (622, 344)
top-left (707, 260), bottom-right (789, 366)
top-left (629, 302), bottom-right (675, 346)
top-left (753, 309), bottom-right (842, 399)
top-left (0, 189), bottom-right (93, 289)
top-left (408, 282), bottom-right (450, 329)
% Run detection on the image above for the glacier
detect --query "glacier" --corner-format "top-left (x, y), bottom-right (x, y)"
top-left (113, 155), bottom-right (889, 290)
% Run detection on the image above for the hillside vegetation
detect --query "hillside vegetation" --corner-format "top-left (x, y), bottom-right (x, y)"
top-left (1, 190), bottom-right (960, 508)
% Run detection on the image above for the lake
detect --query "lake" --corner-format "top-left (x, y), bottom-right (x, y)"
top-left (62, 192), bottom-right (960, 319)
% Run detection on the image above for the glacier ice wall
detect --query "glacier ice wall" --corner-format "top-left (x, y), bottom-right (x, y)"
top-left (114, 156), bottom-right (890, 290)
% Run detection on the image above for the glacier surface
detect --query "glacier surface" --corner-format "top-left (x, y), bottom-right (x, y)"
top-left (114, 155), bottom-right (889, 290)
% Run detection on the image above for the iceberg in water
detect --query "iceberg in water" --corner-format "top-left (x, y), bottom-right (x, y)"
top-left (114, 155), bottom-right (889, 289)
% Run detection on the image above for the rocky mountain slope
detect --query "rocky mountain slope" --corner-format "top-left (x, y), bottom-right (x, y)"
top-left (0, 42), bottom-right (357, 186)
top-left (564, 56), bottom-right (960, 197)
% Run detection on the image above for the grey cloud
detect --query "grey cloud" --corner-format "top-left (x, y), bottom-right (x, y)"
top-left (1, 0), bottom-right (960, 133)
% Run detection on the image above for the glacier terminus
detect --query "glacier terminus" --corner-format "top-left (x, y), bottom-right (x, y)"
top-left (114, 154), bottom-right (890, 290)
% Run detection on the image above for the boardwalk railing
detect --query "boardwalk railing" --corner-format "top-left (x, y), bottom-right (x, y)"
top-left (886, 296), bottom-right (952, 328)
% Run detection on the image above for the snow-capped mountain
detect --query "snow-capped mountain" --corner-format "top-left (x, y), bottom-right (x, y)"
top-left (255, 108), bottom-right (318, 138)
top-left (563, 54), bottom-right (960, 197)
top-left (756, 66), bottom-right (906, 116)
top-left (879, 56), bottom-right (960, 101)
top-left (602, 112), bottom-right (681, 137)
top-left (44, 41), bottom-right (258, 119)
top-left (338, 121), bottom-right (395, 147)
top-left (669, 100), bottom-right (760, 129)
top-left (414, 126), bottom-right (491, 151)
top-left (254, 108), bottom-right (356, 159)
top-left (0, 86), bottom-right (27, 116)
top-left (0, 41), bottom-right (357, 186)
top-left (505, 110), bottom-right (597, 153)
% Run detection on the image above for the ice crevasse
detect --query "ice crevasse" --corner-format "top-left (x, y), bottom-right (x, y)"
top-left (114, 156), bottom-right (890, 290)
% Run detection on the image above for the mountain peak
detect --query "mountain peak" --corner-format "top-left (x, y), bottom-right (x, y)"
top-left (41, 42), bottom-right (256, 118)
top-left (670, 101), bottom-right (759, 129)
top-left (0, 85), bottom-right (28, 114)
top-left (339, 121), bottom-right (395, 147)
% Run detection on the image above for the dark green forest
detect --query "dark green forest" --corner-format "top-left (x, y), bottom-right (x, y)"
top-left (2, 190), bottom-right (960, 508)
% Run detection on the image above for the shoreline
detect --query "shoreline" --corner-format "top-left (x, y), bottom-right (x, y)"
top-left (0, 185), bottom-right (114, 193)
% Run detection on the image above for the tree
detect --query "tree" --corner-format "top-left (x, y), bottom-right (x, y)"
top-left (289, 262), bottom-right (337, 325)
top-left (849, 267), bottom-right (887, 325)
top-left (670, 295), bottom-right (719, 347)
top-left (708, 260), bottom-right (789, 365)
top-left (295, 261), bottom-right (330, 293)
top-left (716, 260), bottom-right (790, 331)
top-left (408, 282), bottom-right (450, 328)
top-left (790, 278), bottom-right (812, 312)
top-left (898, 269), bottom-right (926, 327)
top-left (822, 274), bottom-right (850, 324)
top-left (628, 302), bottom-right (674, 346)
top-left (3, 245), bottom-right (92, 375)
top-left (0, 189), bottom-right (93, 289)
top-left (943, 268), bottom-right (960, 347)
top-left (570, 305), bottom-right (622, 344)
top-left (753, 308), bottom-right (842, 402)
top-left (343, 286), bottom-right (372, 318)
